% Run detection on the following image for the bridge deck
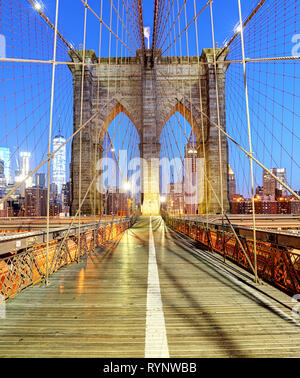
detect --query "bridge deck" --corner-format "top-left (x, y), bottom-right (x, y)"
top-left (0, 217), bottom-right (300, 358)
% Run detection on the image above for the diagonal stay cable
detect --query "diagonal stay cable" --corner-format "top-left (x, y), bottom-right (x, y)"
top-left (159, 0), bottom-right (187, 50)
top-left (162, 0), bottom-right (212, 55)
top-left (80, 0), bottom-right (136, 55)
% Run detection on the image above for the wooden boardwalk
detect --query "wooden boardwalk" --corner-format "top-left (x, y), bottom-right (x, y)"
top-left (0, 216), bottom-right (300, 358)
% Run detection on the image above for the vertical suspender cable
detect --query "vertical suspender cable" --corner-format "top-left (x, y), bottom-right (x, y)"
top-left (78, 0), bottom-right (88, 261)
top-left (184, 0), bottom-right (196, 215)
top-left (94, 0), bottom-right (103, 218)
top-left (237, 0), bottom-right (258, 284)
top-left (45, 0), bottom-right (60, 285)
top-left (209, 1), bottom-right (224, 214)
top-left (193, 0), bottom-right (209, 227)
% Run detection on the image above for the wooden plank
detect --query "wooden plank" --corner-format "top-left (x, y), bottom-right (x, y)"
top-left (0, 219), bottom-right (149, 357)
top-left (0, 216), bottom-right (300, 358)
top-left (152, 216), bottom-right (300, 358)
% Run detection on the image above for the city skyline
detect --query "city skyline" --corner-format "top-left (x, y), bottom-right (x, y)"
top-left (52, 133), bottom-right (67, 194)
top-left (0, 132), bottom-right (68, 194)
top-left (0, 142), bottom-right (299, 197)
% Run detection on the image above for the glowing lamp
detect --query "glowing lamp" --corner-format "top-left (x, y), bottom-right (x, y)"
top-left (234, 22), bottom-right (242, 34)
top-left (33, 1), bottom-right (42, 11)
top-left (123, 181), bottom-right (130, 191)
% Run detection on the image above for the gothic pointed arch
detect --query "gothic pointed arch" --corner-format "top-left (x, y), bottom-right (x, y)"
top-left (96, 99), bottom-right (141, 143)
top-left (158, 100), bottom-right (208, 144)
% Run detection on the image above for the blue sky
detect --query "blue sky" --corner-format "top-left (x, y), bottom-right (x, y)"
top-left (52, 0), bottom-right (254, 53)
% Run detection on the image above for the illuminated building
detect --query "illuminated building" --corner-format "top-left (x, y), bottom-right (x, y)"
top-left (15, 152), bottom-right (33, 189)
top-left (0, 159), bottom-right (4, 175)
top-left (50, 202), bottom-right (62, 216)
top-left (52, 134), bottom-right (66, 195)
top-left (35, 173), bottom-right (46, 188)
top-left (167, 183), bottom-right (184, 215)
top-left (263, 168), bottom-right (287, 198)
top-left (290, 201), bottom-right (300, 214)
top-left (62, 182), bottom-right (71, 214)
top-left (0, 197), bottom-right (24, 217)
top-left (0, 159), bottom-right (5, 195)
top-left (184, 142), bottom-right (198, 215)
top-left (0, 147), bottom-right (11, 184)
top-left (103, 186), bottom-right (127, 216)
top-left (25, 187), bottom-right (47, 217)
top-left (228, 165), bottom-right (236, 196)
top-left (50, 183), bottom-right (58, 202)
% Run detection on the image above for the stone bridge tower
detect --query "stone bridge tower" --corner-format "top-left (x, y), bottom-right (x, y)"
top-left (69, 48), bottom-right (229, 216)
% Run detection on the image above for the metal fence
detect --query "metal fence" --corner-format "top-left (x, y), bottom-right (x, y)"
top-left (164, 214), bottom-right (300, 295)
top-left (0, 218), bottom-right (134, 299)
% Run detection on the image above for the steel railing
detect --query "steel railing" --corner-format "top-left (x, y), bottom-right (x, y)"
top-left (0, 217), bottom-right (136, 299)
top-left (163, 213), bottom-right (300, 295)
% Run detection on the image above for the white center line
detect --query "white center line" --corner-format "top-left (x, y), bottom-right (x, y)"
top-left (145, 216), bottom-right (169, 358)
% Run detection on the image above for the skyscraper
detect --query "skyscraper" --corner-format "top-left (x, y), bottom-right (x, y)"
top-left (0, 159), bottom-right (4, 175)
top-left (0, 147), bottom-right (11, 184)
top-left (184, 143), bottom-right (198, 214)
top-left (0, 159), bottom-right (5, 196)
top-left (263, 168), bottom-right (287, 198)
top-left (52, 134), bottom-right (66, 195)
top-left (35, 173), bottom-right (46, 188)
top-left (20, 152), bottom-right (30, 176)
top-left (228, 165), bottom-right (236, 196)
top-left (273, 168), bottom-right (287, 197)
top-left (25, 187), bottom-right (47, 217)
top-left (15, 152), bottom-right (32, 188)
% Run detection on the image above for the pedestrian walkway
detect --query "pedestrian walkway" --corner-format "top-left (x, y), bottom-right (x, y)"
top-left (0, 217), bottom-right (299, 357)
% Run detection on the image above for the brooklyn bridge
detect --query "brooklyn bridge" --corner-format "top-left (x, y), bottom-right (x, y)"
top-left (0, 0), bottom-right (299, 358)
